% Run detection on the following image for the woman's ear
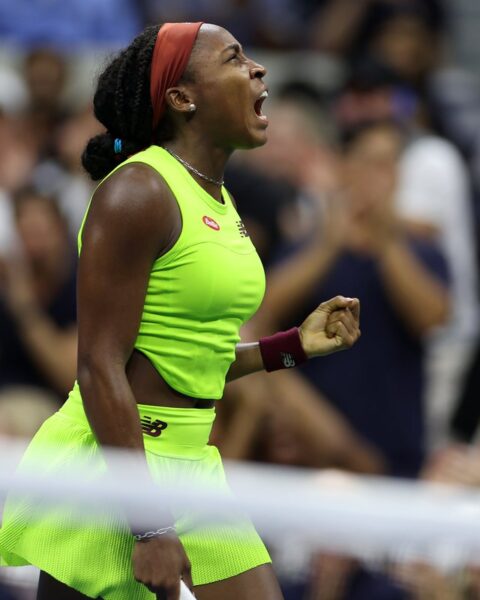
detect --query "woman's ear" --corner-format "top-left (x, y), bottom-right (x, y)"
top-left (165, 87), bottom-right (196, 115)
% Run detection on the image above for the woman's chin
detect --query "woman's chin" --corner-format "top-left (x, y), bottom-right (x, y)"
top-left (245, 129), bottom-right (269, 149)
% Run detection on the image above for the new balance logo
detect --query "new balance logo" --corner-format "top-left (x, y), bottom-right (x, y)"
top-left (281, 352), bottom-right (296, 368)
top-left (236, 220), bottom-right (249, 237)
top-left (141, 416), bottom-right (168, 437)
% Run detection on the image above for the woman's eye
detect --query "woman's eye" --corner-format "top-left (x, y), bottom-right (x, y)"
top-left (229, 54), bottom-right (239, 62)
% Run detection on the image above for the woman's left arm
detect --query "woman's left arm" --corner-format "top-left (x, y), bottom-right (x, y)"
top-left (226, 295), bottom-right (360, 382)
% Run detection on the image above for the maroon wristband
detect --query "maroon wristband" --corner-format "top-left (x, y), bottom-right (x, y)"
top-left (259, 327), bottom-right (308, 372)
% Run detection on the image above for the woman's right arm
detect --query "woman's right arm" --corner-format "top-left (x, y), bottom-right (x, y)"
top-left (77, 163), bottom-right (177, 456)
top-left (77, 163), bottom-right (192, 598)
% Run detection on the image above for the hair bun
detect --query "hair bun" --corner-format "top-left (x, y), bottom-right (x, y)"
top-left (81, 133), bottom-right (143, 181)
top-left (81, 132), bottom-right (119, 181)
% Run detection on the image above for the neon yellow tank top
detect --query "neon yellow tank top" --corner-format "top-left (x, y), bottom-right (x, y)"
top-left (78, 145), bottom-right (265, 399)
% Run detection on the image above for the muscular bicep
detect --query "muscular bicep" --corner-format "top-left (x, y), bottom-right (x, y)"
top-left (77, 163), bottom-right (180, 368)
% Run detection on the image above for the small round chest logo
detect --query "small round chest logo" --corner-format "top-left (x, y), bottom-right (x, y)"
top-left (202, 215), bottom-right (220, 230)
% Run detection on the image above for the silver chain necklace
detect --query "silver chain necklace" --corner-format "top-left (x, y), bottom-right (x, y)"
top-left (165, 148), bottom-right (225, 186)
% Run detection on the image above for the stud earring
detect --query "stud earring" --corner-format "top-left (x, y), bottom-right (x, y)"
top-left (189, 104), bottom-right (196, 112)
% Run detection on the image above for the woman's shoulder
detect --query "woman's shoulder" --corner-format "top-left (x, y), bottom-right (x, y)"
top-left (80, 161), bottom-right (181, 256)
top-left (91, 161), bottom-right (178, 228)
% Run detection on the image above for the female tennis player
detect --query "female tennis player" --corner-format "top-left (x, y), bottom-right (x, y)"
top-left (0, 22), bottom-right (360, 600)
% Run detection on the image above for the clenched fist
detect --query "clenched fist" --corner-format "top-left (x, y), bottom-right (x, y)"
top-left (299, 296), bottom-right (361, 358)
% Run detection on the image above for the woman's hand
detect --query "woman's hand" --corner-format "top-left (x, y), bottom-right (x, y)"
top-left (132, 533), bottom-right (193, 599)
top-left (299, 296), bottom-right (360, 358)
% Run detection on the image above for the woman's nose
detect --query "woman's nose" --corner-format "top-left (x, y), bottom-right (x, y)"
top-left (250, 61), bottom-right (267, 79)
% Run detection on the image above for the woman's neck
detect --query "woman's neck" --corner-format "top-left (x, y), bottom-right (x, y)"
top-left (164, 135), bottom-right (232, 203)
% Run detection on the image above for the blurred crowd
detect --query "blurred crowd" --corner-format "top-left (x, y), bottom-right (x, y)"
top-left (1, 1), bottom-right (480, 599)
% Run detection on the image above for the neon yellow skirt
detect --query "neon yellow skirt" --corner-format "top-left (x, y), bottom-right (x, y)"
top-left (0, 390), bottom-right (270, 599)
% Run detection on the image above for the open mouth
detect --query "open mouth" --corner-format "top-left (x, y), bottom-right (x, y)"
top-left (254, 90), bottom-right (268, 121)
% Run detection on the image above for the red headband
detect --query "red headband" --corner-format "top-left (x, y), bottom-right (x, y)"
top-left (150, 22), bottom-right (203, 131)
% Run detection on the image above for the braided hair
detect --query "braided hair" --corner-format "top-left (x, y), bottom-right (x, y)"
top-left (82, 25), bottom-right (194, 181)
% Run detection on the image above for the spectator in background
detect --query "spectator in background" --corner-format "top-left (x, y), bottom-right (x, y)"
top-left (0, 189), bottom-right (77, 400)
top-left (0, 49), bottom-right (94, 254)
top-left (345, 0), bottom-right (480, 204)
top-left (359, 3), bottom-right (444, 91)
top-left (352, 0), bottom-right (480, 198)
top-left (0, 50), bottom-right (80, 255)
top-left (317, 0), bottom-right (480, 199)
top-left (13, 50), bottom-right (100, 239)
top-left (21, 49), bottom-right (70, 160)
top-left (327, 0), bottom-right (480, 259)
top-left (260, 120), bottom-right (450, 477)
top-left (335, 62), bottom-right (479, 451)
top-left (311, 0), bottom-right (445, 65)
